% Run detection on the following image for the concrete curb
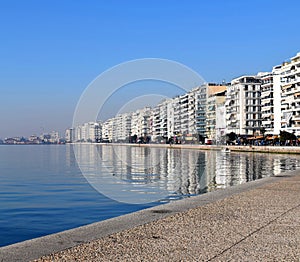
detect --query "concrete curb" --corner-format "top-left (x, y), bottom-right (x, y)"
top-left (0, 170), bottom-right (298, 262)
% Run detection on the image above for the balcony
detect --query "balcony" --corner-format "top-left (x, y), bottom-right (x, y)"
top-left (262, 120), bottom-right (272, 125)
top-left (293, 115), bottom-right (300, 121)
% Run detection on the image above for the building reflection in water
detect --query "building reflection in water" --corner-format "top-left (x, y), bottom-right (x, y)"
top-left (72, 144), bottom-right (300, 203)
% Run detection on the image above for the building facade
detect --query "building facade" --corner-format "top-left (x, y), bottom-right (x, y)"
top-left (280, 52), bottom-right (300, 135)
top-left (260, 66), bottom-right (281, 135)
top-left (226, 76), bottom-right (262, 136)
top-left (206, 86), bottom-right (227, 141)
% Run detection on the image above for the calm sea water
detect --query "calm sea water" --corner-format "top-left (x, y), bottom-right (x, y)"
top-left (1, 144), bottom-right (300, 247)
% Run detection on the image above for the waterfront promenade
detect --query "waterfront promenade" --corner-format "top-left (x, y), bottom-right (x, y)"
top-left (1, 169), bottom-right (299, 261)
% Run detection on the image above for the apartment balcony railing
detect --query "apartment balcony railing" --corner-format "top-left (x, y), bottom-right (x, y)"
top-left (245, 96), bottom-right (261, 100)
top-left (293, 115), bottom-right (300, 121)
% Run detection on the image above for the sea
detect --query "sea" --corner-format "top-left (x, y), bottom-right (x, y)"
top-left (0, 144), bottom-right (300, 247)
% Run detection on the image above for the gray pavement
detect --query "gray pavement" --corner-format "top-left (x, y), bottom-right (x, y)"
top-left (1, 170), bottom-right (300, 261)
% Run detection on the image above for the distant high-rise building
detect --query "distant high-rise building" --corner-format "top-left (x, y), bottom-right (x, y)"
top-left (260, 66), bottom-right (282, 135)
top-left (226, 76), bottom-right (262, 136)
top-left (102, 119), bottom-right (113, 142)
top-left (65, 128), bottom-right (74, 143)
top-left (151, 100), bottom-right (169, 142)
top-left (206, 85), bottom-right (227, 141)
top-left (280, 52), bottom-right (300, 135)
top-left (196, 84), bottom-right (207, 138)
top-left (131, 107), bottom-right (151, 140)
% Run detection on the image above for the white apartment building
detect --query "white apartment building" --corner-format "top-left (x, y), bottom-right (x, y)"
top-left (260, 66), bottom-right (281, 135)
top-left (215, 104), bottom-right (226, 144)
top-left (72, 122), bottom-right (101, 142)
top-left (151, 100), bottom-right (168, 142)
top-left (74, 125), bottom-right (82, 142)
top-left (111, 115), bottom-right (121, 142)
top-left (65, 128), bottom-right (75, 143)
top-left (173, 96), bottom-right (181, 136)
top-left (112, 114), bottom-right (131, 142)
top-left (86, 122), bottom-right (101, 142)
top-left (205, 86), bottom-right (227, 141)
top-left (131, 107), bottom-right (151, 139)
top-left (280, 52), bottom-right (300, 135)
top-left (121, 113), bottom-right (132, 142)
top-left (179, 93), bottom-right (189, 135)
top-left (102, 118), bottom-right (113, 142)
top-left (226, 76), bottom-right (262, 136)
top-left (196, 84), bottom-right (207, 138)
top-left (167, 99), bottom-right (175, 139)
top-left (188, 87), bottom-right (200, 135)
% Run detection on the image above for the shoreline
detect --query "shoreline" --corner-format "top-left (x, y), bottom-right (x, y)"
top-left (80, 142), bottom-right (300, 154)
top-left (3, 142), bottom-right (300, 154)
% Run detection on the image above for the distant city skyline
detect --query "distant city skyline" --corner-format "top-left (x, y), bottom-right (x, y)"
top-left (1, 0), bottom-right (300, 137)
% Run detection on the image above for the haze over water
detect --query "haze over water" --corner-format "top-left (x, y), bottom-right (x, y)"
top-left (1, 144), bottom-right (300, 247)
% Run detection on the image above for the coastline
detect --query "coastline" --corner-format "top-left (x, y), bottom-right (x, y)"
top-left (84, 142), bottom-right (300, 154)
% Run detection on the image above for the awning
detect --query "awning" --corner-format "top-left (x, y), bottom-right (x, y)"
top-left (266, 135), bottom-right (278, 140)
top-left (281, 83), bottom-right (293, 90)
top-left (247, 136), bottom-right (264, 140)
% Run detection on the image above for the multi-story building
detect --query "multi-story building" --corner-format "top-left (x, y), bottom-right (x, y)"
top-left (280, 52), bottom-right (300, 135)
top-left (205, 85), bottom-right (227, 141)
top-left (167, 99), bottom-right (175, 139)
top-left (131, 107), bottom-right (151, 140)
top-left (111, 115), bottom-right (121, 142)
top-left (196, 84), bottom-right (207, 138)
top-left (102, 118), bottom-right (113, 142)
top-left (74, 125), bottom-right (82, 142)
top-left (226, 76), bottom-right (262, 136)
top-left (173, 96), bottom-right (181, 137)
top-left (179, 93), bottom-right (189, 135)
top-left (215, 103), bottom-right (226, 144)
top-left (260, 66), bottom-right (282, 135)
top-left (72, 122), bottom-right (101, 143)
top-left (85, 122), bottom-right (98, 142)
top-left (111, 114), bottom-right (127, 142)
top-left (187, 87), bottom-right (200, 136)
top-left (121, 113), bottom-right (132, 142)
top-left (151, 100), bottom-right (168, 142)
top-left (65, 128), bottom-right (75, 143)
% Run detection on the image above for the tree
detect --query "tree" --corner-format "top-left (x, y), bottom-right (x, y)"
top-left (279, 131), bottom-right (296, 142)
top-left (227, 132), bottom-right (237, 142)
top-left (260, 126), bottom-right (266, 137)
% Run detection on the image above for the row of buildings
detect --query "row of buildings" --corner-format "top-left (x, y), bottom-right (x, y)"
top-left (2, 131), bottom-right (61, 145)
top-left (66, 51), bottom-right (300, 144)
top-left (66, 83), bottom-right (227, 144)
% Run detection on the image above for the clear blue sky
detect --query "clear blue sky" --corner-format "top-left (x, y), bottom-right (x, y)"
top-left (1, 0), bottom-right (300, 138)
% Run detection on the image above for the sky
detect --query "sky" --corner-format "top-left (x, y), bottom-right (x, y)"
top-left (1, 0), bottom-right (300, 138)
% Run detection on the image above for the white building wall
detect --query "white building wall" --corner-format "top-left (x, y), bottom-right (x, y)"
top-left (226, 76), bottom-right (261, 136)
top-left (167, 100), bottom-right (174, 138)
top-left (280, 52), bottom-right (300, 135)
top-left (216, 105), bottom-right (226, 143)
top-left (102, 119), bottom-right (113, 142)
top-left (273, 66), bottom-right (282, 135)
